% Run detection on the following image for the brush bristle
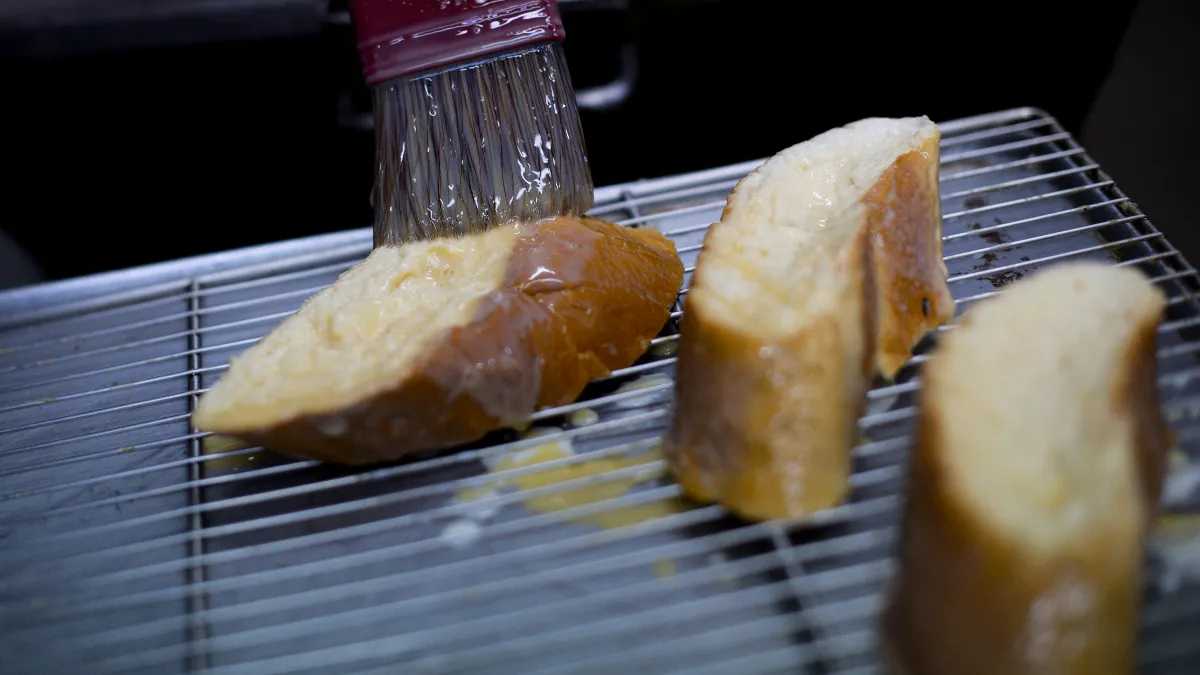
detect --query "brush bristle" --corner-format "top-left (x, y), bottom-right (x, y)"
top-left (371, 42), bottom-right (593, 246)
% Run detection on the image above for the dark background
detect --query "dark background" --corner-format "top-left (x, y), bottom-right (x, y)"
top-left (0, 0), bottom-right (1196, 288)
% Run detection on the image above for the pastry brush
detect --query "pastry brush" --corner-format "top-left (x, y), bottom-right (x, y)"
top-left (347, 0), bottom-right (593, 246)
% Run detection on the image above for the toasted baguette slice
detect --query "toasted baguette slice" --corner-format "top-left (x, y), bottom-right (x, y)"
top-left (664, 116), bottom-right (954, 521)
top-left (881, 261), bottom-right (1170, 675)
top-left (193, 216), bottom-right (683, 464)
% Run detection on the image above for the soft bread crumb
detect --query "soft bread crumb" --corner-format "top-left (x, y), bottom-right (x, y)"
top-left (698, 117), bottom-right (937, 339)
top-left (927, 261), bottom-right (1165, 556)
top-left (195, 225), bottom-right (517, 431)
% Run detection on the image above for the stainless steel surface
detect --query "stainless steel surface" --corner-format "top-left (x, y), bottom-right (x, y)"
top-left (2, 107), bottom-right (1199, 674)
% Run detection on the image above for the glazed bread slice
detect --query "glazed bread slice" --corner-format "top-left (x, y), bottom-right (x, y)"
top-left (664, 116), bottom-right (954, 521)
top-left (881, 261), bottom-right (1170, 675)
top-left (193, 216), bottom-right (683, 464)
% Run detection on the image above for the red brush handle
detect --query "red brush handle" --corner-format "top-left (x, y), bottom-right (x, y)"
top-left (348, 0), bottom-right (565, 87)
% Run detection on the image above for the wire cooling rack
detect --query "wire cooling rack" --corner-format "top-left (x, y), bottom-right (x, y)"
top-left (1, 108), bottom-right (1199, 674)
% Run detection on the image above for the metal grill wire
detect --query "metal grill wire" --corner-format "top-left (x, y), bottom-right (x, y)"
top-left (2, 108), bottom-right (1200, 674)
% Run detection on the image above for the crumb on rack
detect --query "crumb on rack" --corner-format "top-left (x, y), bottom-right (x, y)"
top-left (522, 426), bottom-right (564, 439)
top-left (200, 434), bottom-right (259, 471)
top-left (612, 373), bottom-right (673, 409)
top-left (653, 558), bottom-right (677, 579)
top-left (440, 519), bottom-right (482, 549)
top-left (649, 340), bottom-right (678, 358)
top-left (462, 439), bottom-right (688, 530)
top-left (568, 408), bottom-right (599, 427)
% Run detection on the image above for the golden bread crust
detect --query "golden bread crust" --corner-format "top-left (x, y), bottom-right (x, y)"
top-left (1119, 319), bottom-right (1172, 513)
top-left (881, 407), bottom-right (1144, 675)
top-left (200, 216), bottom-right (683, 464)
top-left (868, 137), bottom-right (956, 376)
top-left (667, 230), bottom-right (871, 520)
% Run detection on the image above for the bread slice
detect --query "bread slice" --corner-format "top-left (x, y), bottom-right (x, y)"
top-left (880, 261), bottom-right (1170, 675)
top-left (192, 216), bottom-right (684, 464)
top-left (663, 116), bottom-right (954, 521)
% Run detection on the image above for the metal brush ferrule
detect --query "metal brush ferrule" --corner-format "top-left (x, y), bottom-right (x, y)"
top-left (369, 41), bottom-right (593, 246)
